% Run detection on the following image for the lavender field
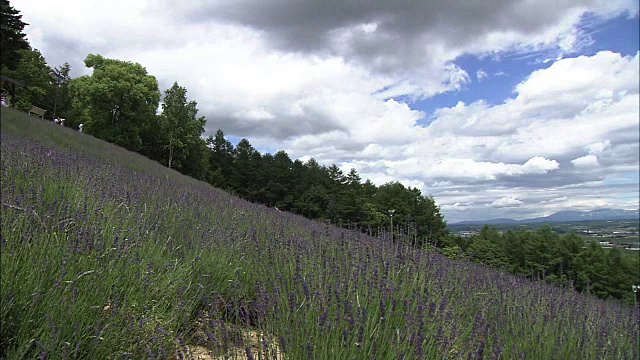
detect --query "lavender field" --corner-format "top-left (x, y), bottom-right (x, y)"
top-left (1, 108), bottom-right (638, 359)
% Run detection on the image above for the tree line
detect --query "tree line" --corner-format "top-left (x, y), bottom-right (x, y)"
top-left (2, 0), bottom-right (636, 304)
top-left (442, 226), bottom-right (639, 304)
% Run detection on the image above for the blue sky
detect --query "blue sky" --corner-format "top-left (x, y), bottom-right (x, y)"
top-left (414, 14), bottom-right (640, 123)
top-left (229, 10), bottom-right (639, 160)
top-left (17, 0), bottom-right (640, 222)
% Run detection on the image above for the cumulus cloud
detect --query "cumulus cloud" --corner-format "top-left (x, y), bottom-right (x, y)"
top-left (20, 0), bottom-right (638, 97)
top-left (491, 197), bottom-right (524, 208)
top-left (521, 156), bottom-right (561, 173)
top-left (571, 155), bottom-right (600, 168)
top-left (349, 51), bottom-right (638, 221)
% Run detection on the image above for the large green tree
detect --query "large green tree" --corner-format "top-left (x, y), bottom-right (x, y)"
top-left (160, 82), bottom-right (206, 170)
top-left (69, 54), bottom-right (160, 151)
top-left (374, 182), bottom-right (447, 245)
top-left (3, 48), bottom-right (52, 111)
top-left (0, 0), bottom-right (30, 71)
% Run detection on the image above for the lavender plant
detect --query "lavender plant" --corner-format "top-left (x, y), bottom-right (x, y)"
top-left (2, 108), bottom-right (638, 359)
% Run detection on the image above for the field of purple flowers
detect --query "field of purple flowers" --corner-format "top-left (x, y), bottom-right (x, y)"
top-left (2, 108), bottom-right (639, 359)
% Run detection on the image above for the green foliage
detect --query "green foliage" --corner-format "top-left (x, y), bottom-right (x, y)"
top-left (231, 138), bottom-right (260, 198)
top-left (452, 225), bottom-right (639, 304)
top-left (160, 82), bottom-right (206, 170)
top-left (441, 245), bottom-right (464, 259)
top-left (199, 133), bottom-right (449, 245)
top-left (0, 0), bottom-right (30, 71)
top-left (206, 129), bottom-right (235, 187)
top-left (468, 225), bottom-right (510, 268)
top-left (69, 54), bottom-right (160, 151)
top-left (50, 63), bottom-right (74, 125)
top-left (3, 48), bottom-right (52, 111)
top-left (296, 185), bottom-right (330, 218)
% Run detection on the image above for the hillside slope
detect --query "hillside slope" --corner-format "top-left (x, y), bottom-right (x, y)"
top-left (2, 108), bottom-right (638, 359)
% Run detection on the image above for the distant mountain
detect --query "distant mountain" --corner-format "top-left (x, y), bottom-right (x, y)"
top-left (453, 208), bottom-right (640, 225)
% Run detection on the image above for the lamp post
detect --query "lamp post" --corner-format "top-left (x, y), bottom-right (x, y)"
top-left (388, 209), bottom-right (395, 242)
top-left (49, 71), bottom-right (63, 122)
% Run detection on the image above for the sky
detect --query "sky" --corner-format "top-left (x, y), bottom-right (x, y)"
top-left (15, 0), bottom-right (640, 223)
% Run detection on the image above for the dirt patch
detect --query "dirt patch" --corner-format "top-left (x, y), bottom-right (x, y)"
top-left (176, 328), bottom-right (283, 360)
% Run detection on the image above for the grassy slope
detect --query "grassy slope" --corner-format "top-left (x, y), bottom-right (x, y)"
top-left (2, 107), bottom-right (639, 359)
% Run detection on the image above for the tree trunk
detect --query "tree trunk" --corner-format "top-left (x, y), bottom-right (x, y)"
top-left (168, 144), bottom-right (173, 169)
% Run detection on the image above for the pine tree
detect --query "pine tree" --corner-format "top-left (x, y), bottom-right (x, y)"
top-left (0, 0), bottom-right (31, 71)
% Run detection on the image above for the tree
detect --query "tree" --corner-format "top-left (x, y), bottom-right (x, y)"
top-left (371, 182), bottom-right (447, 245)
top-left (339, 168), bottom-right (366, 226)
top-left (295, 185), bottom-right (330, 218)
top-left (268, 150), bottom-right (294, 209)
top-left (180, 138), bottom-right (210, 180)
top-left (69, 54), bottom-right (160, 151)
top-left (467, 226), bottom-right (509, 269)
top-left (302, 158), bottom-right (331, 189)
top-left (160, 82), bottom-right (206, 170)
top-left (0, 0), bottom-right (30, 71)
top-left (576, 241), bottom-right (610, 298)
top-left (4, 48), bottom-right (52, 111)
top-left (50, 62), bottom-right (73, 125)
top-left (206, 129), bottom-right (235, 188)
top-left (232, 139), bottom-right (259, 197)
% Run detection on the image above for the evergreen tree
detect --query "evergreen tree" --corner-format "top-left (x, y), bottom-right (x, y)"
top-left (232, 139), bottom-right (259, 197)
top-left (206, 129), bottom-right (235, 188)
top-left (269, 150), bottom-right (294, 209)
top-left (0, 0), bottom-right (30, 71)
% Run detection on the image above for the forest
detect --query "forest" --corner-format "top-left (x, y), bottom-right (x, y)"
top-left (2, 0), bottom-right (638, 306)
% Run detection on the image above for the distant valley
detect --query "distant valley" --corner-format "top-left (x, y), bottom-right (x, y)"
top-left (449, 210), bottom-right (640, 250)
top-left (452, 208), bottom-right (640, 225)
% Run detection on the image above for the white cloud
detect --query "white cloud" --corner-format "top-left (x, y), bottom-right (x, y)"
top-left (586, 141), bottom-right (611, 154)
top-left (571, 155), bottom-right (600, 168)
top-left (491, 197), bottom-right (524, 208)
top-left (521, 156), bottom-right (561, 173)
top-left (476, 69), bottom-right (488, 81)
top-left (351, 51), bottom-right (638, 221)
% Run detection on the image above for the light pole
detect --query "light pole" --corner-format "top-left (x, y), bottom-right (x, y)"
top-left (388, 209), bottom-right (395, 242)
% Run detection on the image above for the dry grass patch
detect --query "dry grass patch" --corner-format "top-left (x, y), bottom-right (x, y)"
top-left (175, 324), bottom-right (283, 360)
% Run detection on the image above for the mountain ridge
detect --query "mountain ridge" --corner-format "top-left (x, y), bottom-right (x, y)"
top-left (453, 208), bottom-right (640, 225)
